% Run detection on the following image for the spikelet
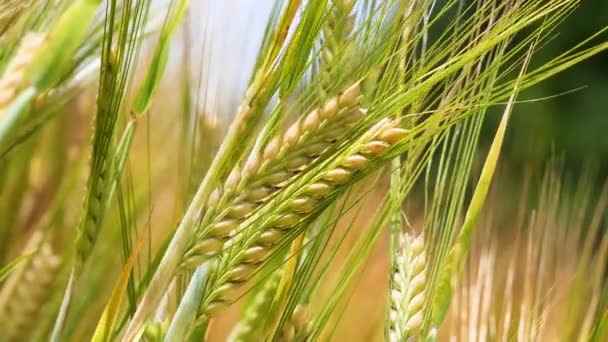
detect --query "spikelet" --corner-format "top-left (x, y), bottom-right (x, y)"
top-left (0, 239), bottom-right (61, 341)
top-left (227, 268), bottom-right (284, 342)
top-left (320, 0), bottom-right (357, 91)
top-left (278, 304), bottom-right (314, 342)
top-left (74, 153), bottom-right (110, 273)
top-left (388, 233), bottom-right (427, 341)
top-left (0, 32), bottom-right (45, 115)
top-left (204, 118), bottom-right (408, 312)
top-left (181, 83), bottom-right (365, 269)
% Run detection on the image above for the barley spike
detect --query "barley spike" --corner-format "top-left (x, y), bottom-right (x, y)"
top-left (181, 84), bottom-right (365, 269)
top-left (388, 233), bottom-right (427, 341)
top-left (320, 0), bottom-right (358, 92)
top-left (202, 118), bottom-right (408, 314)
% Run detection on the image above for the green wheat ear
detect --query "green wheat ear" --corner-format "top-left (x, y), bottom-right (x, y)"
top-left (28, 0), bottom-right (101, 91)
top-left (320, 0), bottom-right (357, 93)
top-left (227, 267), bottom-right (285, 342)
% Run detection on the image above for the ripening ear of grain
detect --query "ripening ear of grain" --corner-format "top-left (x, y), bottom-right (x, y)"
top-left (277, 304), bottom-right (314, 341)
top-left (0, 1), bottom-right (105, 159)
top-left (198, 119), bottom-right (408, 315)
top-left (182, 83), bottom-right (365, 269)
top-left (0, 0), bottom-right (105, 155)
top-left (0, 33), bottom-right (45, 154)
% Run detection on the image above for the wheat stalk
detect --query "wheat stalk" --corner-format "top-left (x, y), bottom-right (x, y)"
top-left (388, 233), bottom-right (427, 341)
top-left (181, 83), bottom-right (364, 269)
top-left (200, 118), bottom-right (408, 315)
top-left (0, 32), bottom-right (45, 115)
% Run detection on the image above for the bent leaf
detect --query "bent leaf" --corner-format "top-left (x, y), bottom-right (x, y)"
top-left (133, 0), bottom-right (190, 115)
top-left (91, 222), bottom-right (149, 342)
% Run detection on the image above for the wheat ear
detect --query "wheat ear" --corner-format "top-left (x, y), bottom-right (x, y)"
top-left (0, 239), bottom-right (61, 341)
top-left (320, 0), bottom-right (357, 92)
top-left (278, 304), bottom-right (314, 342)
top-left (201, 118), bottom-right (408, 314)
top-left (388, 233), bottom-right (426, 341)
top-left (0, 32), bottom-right (45, 115)
top-left (227, 267), bottom-right (285, 342)
top-left (181, 83), bottom-right (364, 269)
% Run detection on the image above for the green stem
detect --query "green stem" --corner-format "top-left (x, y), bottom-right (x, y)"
top-left (50, 271), bottom-right (75, 342)
top-left (123, 88), bottom-right (262, 341)
top-left (164, 263), bottom-right (210, 341)
top-left (123, 1), bottom-right (304, 336)
top-left (0, 87), bottom-right (37, 156)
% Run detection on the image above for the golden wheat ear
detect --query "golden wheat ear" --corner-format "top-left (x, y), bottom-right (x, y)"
top-left (181, 83), bottom-right (365, 269)
top-left (201, 118), bottom-right (408, 315)
top-left (278, 304), bottom-right (314, 342)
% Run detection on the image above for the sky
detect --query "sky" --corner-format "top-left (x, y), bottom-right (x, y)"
top-left (184, 1), bottom-right (277, 118)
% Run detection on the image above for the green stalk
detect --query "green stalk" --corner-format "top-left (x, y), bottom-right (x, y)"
top-left (29, 0), bottom-right (102, 90)
top-left (0, 87), bottom-right (36, 153)
top-left (430, 49), bottom-right (530, 327)
top-left (51, 120), bottom-right (136, 341)
top-left (163, 263), bottom-right (210, 341)
top-left (123, 86), bottom-right (260, 340)
top-left (50, 273), bottom-right (75, 342)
